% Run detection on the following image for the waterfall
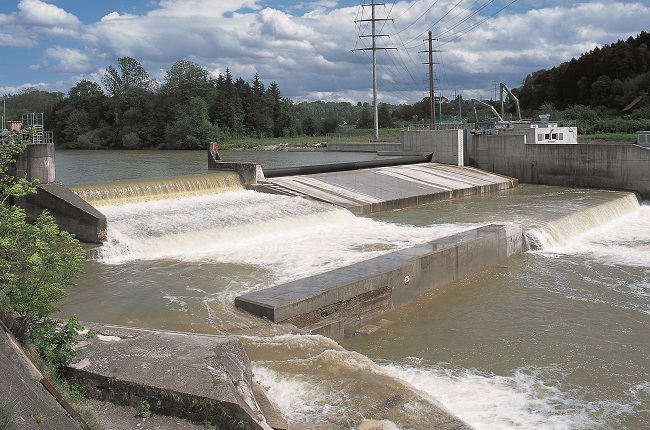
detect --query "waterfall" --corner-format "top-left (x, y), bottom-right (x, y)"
top-left (524, 192), bottom-right (641, 249)
top-left (69, 172), bottom-right (244, 206)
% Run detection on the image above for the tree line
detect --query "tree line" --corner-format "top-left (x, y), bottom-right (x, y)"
top-left (3, 30), bottom-right (650, 149)
top-left (2, 58), bottom-right (408, 150)
top-left (515, 31), bottom-right (650, 115)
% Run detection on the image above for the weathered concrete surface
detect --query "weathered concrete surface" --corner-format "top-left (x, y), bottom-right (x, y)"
top-left (257, 163), bottom-right (517, 215)
top-left (0, 318), bottom-right (84, 430)
top-left (13, 143), bottom-right (55, 183)
top-left (236, 223), bottom-right (524, 339)
top-left (66, 323), bottom-right (286, 430)
top-left (467, 132), bottom-right (650, 200)
top-left (18, 182), bottom-right (108, 243)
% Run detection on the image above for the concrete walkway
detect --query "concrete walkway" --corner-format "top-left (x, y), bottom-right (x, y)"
top-left (259, 163), bottom-right (517, 214)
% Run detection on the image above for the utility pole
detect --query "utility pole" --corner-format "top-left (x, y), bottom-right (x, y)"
top-left (354, 1), bottom-right (395, 140)
top-left (420, 31), bottom-right (439, 127)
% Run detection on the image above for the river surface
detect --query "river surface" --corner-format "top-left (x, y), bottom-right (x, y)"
top-left (55, 150), bottom-right (649, 429)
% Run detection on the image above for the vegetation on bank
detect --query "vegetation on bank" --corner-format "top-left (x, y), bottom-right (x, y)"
top-left (0, 132), bottom-right (86, 426)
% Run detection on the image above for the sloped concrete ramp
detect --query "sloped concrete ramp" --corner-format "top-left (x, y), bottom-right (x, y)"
top-left (260, 163), bottom-right (517, 214)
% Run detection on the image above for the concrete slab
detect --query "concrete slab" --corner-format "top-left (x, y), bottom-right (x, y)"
top-left (65, 323), bottom-right (286, 430)
top-left (259, 163), bottom-right (517, 214)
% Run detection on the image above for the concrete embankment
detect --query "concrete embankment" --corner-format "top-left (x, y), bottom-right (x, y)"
top-left (0, 314), bottom-right (85, 429)
top-left (65, 323), bottom-right (287, 430)
top-left (236, 223), bottom-right (524, 339)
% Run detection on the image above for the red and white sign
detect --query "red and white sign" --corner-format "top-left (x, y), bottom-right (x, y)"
top-left (404, 275), bottom-right (410, 285)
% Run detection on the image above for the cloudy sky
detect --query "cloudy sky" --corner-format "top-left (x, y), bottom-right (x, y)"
top-left (1, 0), bottom-right (648, 104)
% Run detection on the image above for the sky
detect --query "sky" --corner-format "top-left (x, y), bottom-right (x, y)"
top-left (1, 0), bottom-right (649, 105)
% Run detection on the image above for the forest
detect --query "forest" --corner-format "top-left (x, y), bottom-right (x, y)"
top-left (2, 31), bottom-right (649, 149)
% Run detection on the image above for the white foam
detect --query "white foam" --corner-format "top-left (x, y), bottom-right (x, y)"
top-left (95, 191), bottom-right (481, 284)
top-left (380, 364), bottom-right (611, 430)
top-left (532, 203), bottom-right (650, 267)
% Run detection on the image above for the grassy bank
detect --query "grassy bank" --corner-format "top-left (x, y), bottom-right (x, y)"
top-left (218, 128), bottom-right (404, 149)
top-left (217, 129), bottom-right (639, 149)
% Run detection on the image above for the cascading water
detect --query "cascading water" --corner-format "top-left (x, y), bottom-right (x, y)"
top-left (69, 172), bottom-right (244, 205)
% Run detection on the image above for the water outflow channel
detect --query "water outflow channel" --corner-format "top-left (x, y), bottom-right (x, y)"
top-left (55, 151), bottom-right (649, 429)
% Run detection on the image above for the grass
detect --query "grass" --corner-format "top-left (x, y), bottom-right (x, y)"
top-left (0, 401), bottom-right (15, 430)
top-left (579, 133), bottom-right (637, 144)
top-left (218, 128), bottom-right (404, 149)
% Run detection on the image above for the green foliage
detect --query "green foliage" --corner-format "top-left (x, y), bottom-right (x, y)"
top-left (56, 377), bottom-right (86, 403)
top-left (0, 401), bottom-right (15, 430)
top-left (30, 315), bottom-right (82, 369)
top-left (0, 138), bottom-right (84, 371)
top-left (516, 31), bottom-right (650, 111)
top-left (139, 400), bottom-right (151, 414)
top-left (0, 207), bottom-right (84, 330)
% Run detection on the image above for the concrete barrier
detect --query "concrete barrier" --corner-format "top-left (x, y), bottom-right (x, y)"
top-left (236, 224), bottom-right (524, 339)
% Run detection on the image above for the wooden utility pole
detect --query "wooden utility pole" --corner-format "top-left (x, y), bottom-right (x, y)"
top-left (420, 32), bottom-right (439, 127)
top-left (354, 1), bottom-right (395, 140)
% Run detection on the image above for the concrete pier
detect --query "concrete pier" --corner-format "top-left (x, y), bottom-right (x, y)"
top-left (236, 223), bottom-right (524, 339)
top-left (256, 163), bottom-right (517, 215)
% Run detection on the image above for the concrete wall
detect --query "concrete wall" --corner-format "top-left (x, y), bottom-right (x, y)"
top-left (467, 132), bottom-right (650, 200)
top-left (236, 224), bottom-right (524, 340)
top-left (401, 129), bottom-right (464, 165)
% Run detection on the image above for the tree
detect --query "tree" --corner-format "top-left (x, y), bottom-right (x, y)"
top-left (0, 135), bottom-right (84, 369)
top-left (378, 103), bottom-right (392, 128)
top-left (102, 57), bottom-right (153, 97)
top-left (357, 108), bottom-right (373, 128)
top-left (160, 60), bottom-right (212, 103)
top-left (164, 97), bottom-right (222, 149)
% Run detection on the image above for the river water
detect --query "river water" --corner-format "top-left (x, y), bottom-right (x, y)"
top-left (55, 150), bottom-right (649, 429)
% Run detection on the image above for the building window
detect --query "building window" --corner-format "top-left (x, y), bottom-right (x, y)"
top-left (558, 133), bottom-right (564, 140)
top-left (538, 133), bottom-right (544, 141)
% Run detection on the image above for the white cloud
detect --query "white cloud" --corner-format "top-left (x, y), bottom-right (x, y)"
top-left (3, 0), bottom-right (650, 105)
top-left (16, 0), bottom-right (81, 28)
top-left (42, 46), bottom-right (91, 73)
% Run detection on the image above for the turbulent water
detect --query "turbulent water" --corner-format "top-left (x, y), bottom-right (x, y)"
top-left (55, 150), bottom-right (649, 429)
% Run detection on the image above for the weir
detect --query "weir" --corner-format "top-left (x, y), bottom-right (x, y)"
top-left (236, 223), bottom-right (524, 339)
top-left (70, 172), bottom-right (244, 206)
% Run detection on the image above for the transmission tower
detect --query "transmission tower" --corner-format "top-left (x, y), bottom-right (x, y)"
top-left (354, 1), bottom-right (395, 140)
top-left (420, 31), bottom-right (440, 127)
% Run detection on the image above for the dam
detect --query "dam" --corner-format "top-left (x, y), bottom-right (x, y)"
top-left (52, 150), bottom-right (649, 429)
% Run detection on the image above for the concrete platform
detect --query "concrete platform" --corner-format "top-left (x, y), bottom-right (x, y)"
top-left (258, 163), bottom-right (517, 214)
top-left (65, 323), bottom-right (287, 430)
top-left (236, 224), bottom-right (524, 339)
